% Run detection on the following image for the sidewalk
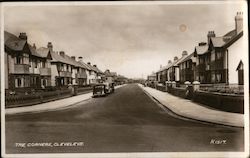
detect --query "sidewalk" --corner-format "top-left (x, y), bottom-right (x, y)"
top-left (5, 84), bottom-right (126, 115)
top-left (139, 84), bottom-right (244, 127)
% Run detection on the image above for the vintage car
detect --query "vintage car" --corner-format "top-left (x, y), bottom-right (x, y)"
top-left (103, 82), bottom-right (115, 94)
top-left (92, 83), bottom-right (107, 97)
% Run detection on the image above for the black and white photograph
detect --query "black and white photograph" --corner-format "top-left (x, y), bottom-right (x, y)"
top-left (1, 1), bottom-right (249, 158)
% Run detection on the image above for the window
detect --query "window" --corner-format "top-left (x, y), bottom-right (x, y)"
top-left (41, 61), bottom-right (46, 68)
top-left (211, 72), bottom-right (215, 82)
top-left (216, 52), bottom-right (222, 60)
top-left (216, 73), bottom-right (222, 82)
top-left (34, 59), bottom-right (38, 68)
top-left (199, 58), bottom-right (204, 64)
top-left (16, 56), bottom-right (22, 64)
top-left (211, 52), bottom-right (215, 61)
top-left (15, 78), bottom-right (22, 87)
top-left (186, 62), bottom-right (189, 68)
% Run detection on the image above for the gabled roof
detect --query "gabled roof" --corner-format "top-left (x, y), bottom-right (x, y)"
top-left (210, 37), bottom-right (226, 48)
top-left (210, 29), bottom-right (243, 48)
top-left (194, 45), bottom-right (208, 55)
top-left (5, 31), bottom-right (27, 51)
top-left (173, 55), bottom-right (189, 66)
top-left (104, 70), bottom-right (117, 77)
top-left (78, 61), bottom-right (91, 70)
top-left (236, 60), bottom-right (243, 71)
top-left (28, 44), bottom-right (43, 58)
top-left (5, 31), bottom-right (44, 59)
top-left (92, 66), bottom-right (103, 74)
top-left (179, 52), bottom-right (195, 64)
top-left (36, 47), bottom-right (50, 58)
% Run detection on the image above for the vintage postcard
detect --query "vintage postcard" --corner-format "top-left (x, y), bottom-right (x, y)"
top-left (1, 1), bottom-right (249, 158)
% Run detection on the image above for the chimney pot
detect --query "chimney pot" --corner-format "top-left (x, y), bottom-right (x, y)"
top-left (93, 65), bottom-right (97, 67)
top-left (59, 51), bottom-right (65, 57)
top-left (78, 56), bottom-right (83, 62)
top-left (182, 51), bottom-right (188, 57)
top-left (87, 62), bottom-right (91, 65)
top-left (47, 42), bottom-right (53, 51)
top-left (71, 56), bottom-right (76, 60)
top-left (33, 43), bottom-right (36, 49)
top-left (174, 56), bottom-right (178, 61)
top-left (19, 32), bottom-right (27, 40)
top-left (168, 60), bottom-right (172, 64)
top-left (235, 11), bottom-right (243, 34)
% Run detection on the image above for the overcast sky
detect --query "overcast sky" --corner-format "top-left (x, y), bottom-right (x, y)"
top-left (3, 2), bottom-right (246, 78)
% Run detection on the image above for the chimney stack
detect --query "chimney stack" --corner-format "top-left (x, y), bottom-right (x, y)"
top-left (59, 51), bottom-right (65, 57)
top-left (93, 65), bottom-right (97, 67)
top-left (47, 42), bottom-right (53, 51)
top-left (235, 12), bottom-right (243, 34)
top-left (33, 43), bottom-right (36, 49)
top-left (207, 31), bottom-right (215, 45)
top-left (174, 56), bottom-right (178, 61)
top-left (87, 62), bottom-right (91, 65)
top-left (182, 51), bottom-right (188, 57)
top-left (71, 56), bottom-right (76, 60)
top-left (19, 32), bottom-right (27, 40)
top-left (168, 60), bottom-right (172, 64)
top-left (199, 42), bottom-right (207, 46)
top-left (78, 56), bottom-right (83, 62)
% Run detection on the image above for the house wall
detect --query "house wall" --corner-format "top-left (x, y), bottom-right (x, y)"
top-left (5, 53), bottom-right (9, 89)
top-left (227, 37), bottom-right (246, 84)
top-left (51, 64), bottom-right (59, 86)
top-left (175, 67), bottom-right (180, 81)
top-left (72, 67), bottom-right (77, 85)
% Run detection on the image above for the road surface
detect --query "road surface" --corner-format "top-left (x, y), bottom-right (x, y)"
top-left (5, 84), bottom-right (244, 153)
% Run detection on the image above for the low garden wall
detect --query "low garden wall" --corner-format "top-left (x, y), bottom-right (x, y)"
top-left (153, 83), bottom-right (244, 114)
top-left (193, 90), bottom-right (244, 114)
top-left (6, 86), bottom-right (93, 108)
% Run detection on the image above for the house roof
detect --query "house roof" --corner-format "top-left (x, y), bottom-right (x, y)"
top-left (78, 61), bottom-right (92, 70)
top-left (28, 44), bottom-right (43, 58)
top-left (5, 31), bottom-right (27, 52)
top-left (224, 29), bottom-right (237, 37)
top-left (195, 45), bottom-right (209, 55)
top-left (148, 73), bottom-right (156, 77)
top-left (236, 60), bottom-right (243, 71)
top-left (5, 31), bottom-right (44, 59)
top-left (210, 37), bottom-right (226, 48)
top-left (181, 52), bottom-right (195, 63)
top-left (210, 29), bottom-right (242, 48)
top-left (36, 47), bottom-right (50, 58)
top-left (173, 55), bottom-right (189, 66)
top-left (104, 70), bottom-right (117, 77)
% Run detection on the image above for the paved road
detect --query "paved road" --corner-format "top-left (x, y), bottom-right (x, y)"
top-left (5, 84), bottom-right (244, 153)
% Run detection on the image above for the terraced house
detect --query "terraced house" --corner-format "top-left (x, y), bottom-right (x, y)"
top-left (37, 42), bottom-right (91, 87)
top-left (4, 31), bottom-right (51, 91)
top-left (196, 12), bottom-right (244, 85)
top-left (178, 52), bottom-right (197, 84)
top-left (5, 31), bottom-right (105, 92)
top-left (153, 12), bottom-right (245, 86)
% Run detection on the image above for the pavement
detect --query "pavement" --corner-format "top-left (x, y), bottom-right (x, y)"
top-left (5, 84), bottom-right (126, 115)
top-left (138, 84), bottom-right (244, 128)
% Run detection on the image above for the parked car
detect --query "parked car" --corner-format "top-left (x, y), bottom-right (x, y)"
top-left (92, 84), bottom-right (107, 97)
top-left (103, 82), bottom-right (115, 94)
